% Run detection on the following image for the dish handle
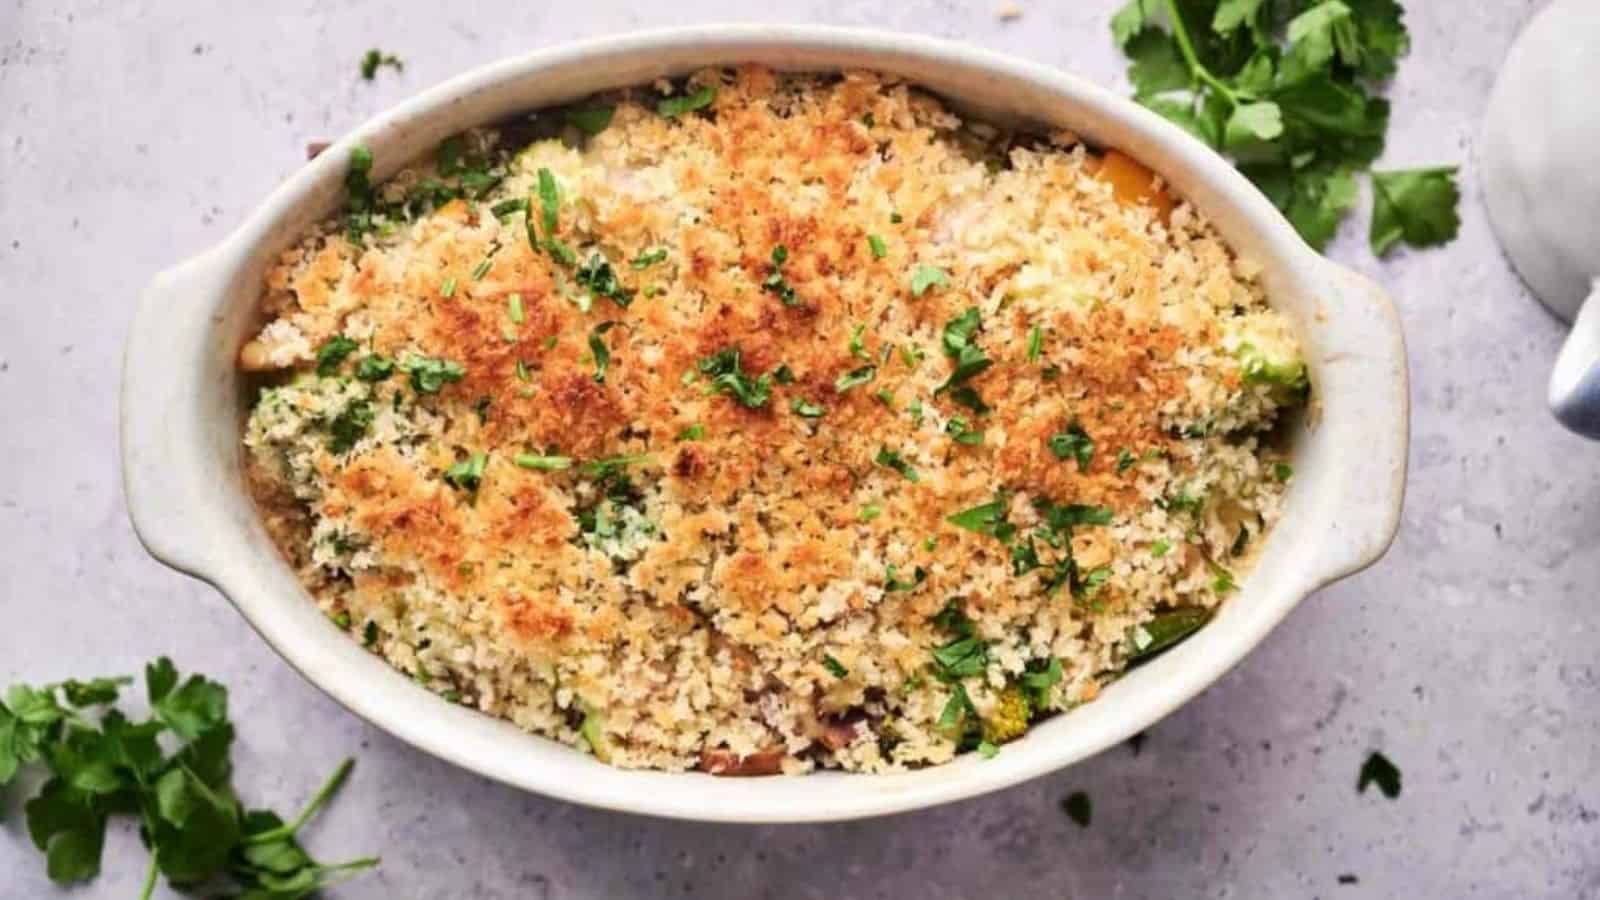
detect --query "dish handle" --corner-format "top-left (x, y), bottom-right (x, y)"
top-left (1301, 260), bottom-right (1410, 585)
top-left (1549, 280), bottom-right (1600, 439)
top-left (120, 247), bottom-right (233, 583)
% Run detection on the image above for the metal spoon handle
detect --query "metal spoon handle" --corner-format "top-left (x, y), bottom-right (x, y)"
top-left (1550, 280), bottom-right (1600, 439)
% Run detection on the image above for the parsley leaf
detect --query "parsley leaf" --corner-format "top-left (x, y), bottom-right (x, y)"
top-left (444, 452), bottom-right (487, 492)
top-left (822, 655), bottom-right (849, 678)
top-left (1369, 166), bottom-right (1461, 255)
top-left (399, 354), bottom-right (465, 394)
top-left (867, 234), bottom-right (888, 259)
top-left (1048, 422), bottom-right (1095, 472)
top-left (936, 308), bottom-right (993, 396)
top-left (1358, 750), bottom-right (1402, 799)
top-left (358, 49), bottom-right (403, 80)
top-left (576, 253), bottom-right (635, 308)
top-left (910, 264), bottom-right (950, 297)
top-left (630, 247), bottom-right (668, 269)
top-left (834, 365), bottom-right (877, 393)
top-left (790, 397), bottom-right (826, 418)
top-left (658, 85), bottom-right (716, 118)
top-left (698, 347), bottom-right (773, 409)
top-left (875, 447), bottom-right (920, 482)
top-left (946, 416), bottom-right (984, 445)
top-left (327, 401), bottom-right (373, 454)
top-left (588, 322), bottom-right (618, 383)
top-left (564, 105), bottom-right (615, 135)
top-left (316, 336), bottom-right (359, 376)
top-left (763, 245), bottom-right (799, 307)
top-left (515, 454), bottom-right (573, 471)
top-left (883, 563), bottom-right (927, 593)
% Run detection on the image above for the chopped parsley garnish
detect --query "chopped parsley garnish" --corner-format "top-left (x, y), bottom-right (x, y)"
top-left (514, 454), bottom-right (572, 471)
top-left (946, 499), bottom-right (1013, 539)
top-left (822, 655), bottom-right (849, 678)
top-left (1159, 488), bottom-right (1204, 515)
top-left (537, 167), bottom-right (560, 235)
top-left (676, 423), bottom-right (705, 442)
top-left (1020, 657), bottom-right (1064, 709)
top-left (563, 105), bottom-right (615, 135)
top-left (0, 658), bottom-right (377, 895)
top-left (440, 276), bottom-right (457, 298)
top-left (1048, 422), bottom-right (1095, 472)
top-left (1116, 447), bottom-right (1137, 473)
top-left (1110, 0), bottom-right (1458, 256)
top-left (359, 48), bottom-right (403, 80)
top-left (773, 364), bottom-right (795, 384)
top-left (874, 447), bottom-right (920, 482)
top-left (400, 354), bottom-right (465, 394)
top-left (1035, 498), bottom-right (1114, 530)
top-left (490, 197), bottom-right (528, 218)
top-left (1126, 608), bottom-right (1209, 663)
top-left (630, 247), bottom-right (668, 269)
top-left (932, 636), bottom-right (988, 681)
top-left (1274, 462), bottom-right (1294, 482)
top-left (355, 354), bottom-right (394, 382)
top-left (575, 253), bottom-right (635, 308)
top-left (945, 416), bottom-right (984, 445)
top-left (327, 400), bottom-right (373, 453)
top-left (698, 347), bottom-right (772, 409)
top-left (470, 257), bottom-right (493, 280)
top-left (474, 396), bottom-right (492, 424)
top-left (316, 335), bottom-right (359, 376)
top-left (1151, 539), bottom-right (1172, 558)
top-left (936, 308), bottom-right (993, 396)
top-left (444, 452), bottom-right (487, 492)
top-left (1026, 323), bottom-right (1043, 361)
top-left (763, 245), bottom-right (799, 307)
top-left (363, 621), bottom-right (379, 646)
top-left (859, 503), bottom-right (883, 522)
top-left (790, 397), bottom-right (826, 418)
top-left (977, 741), bottom-right (1000, 759)
top-left (848, 323), bottom-right (869, 359)
top-left (579, 454), bottom-right (652, 479)
top-left (588, 321), bottom-right (618, 383)
top-left (1062, 791), bottom-right (1092, 827)
top-left (890, 211), bottom-right (903, 224)
top-left (507, 293), bottom-right (525, 324)
top-left (657, 85), bottom-right (716, 118)
top-left (867, 234), bottom-right (888, 259)
top-left (514, 359), bottom-right (530, 381)
top-left (883, 563), bottom-right (927, 593)
top-left (908, 397), bottom-right (925, 425)
top-left (873, 388), bottom-right (895, 409)
top-left (1357, 751), bottom-right (1402, 799)
top-left (910, 264), bottom-right (950, 297)
top-left (834, 365), bottom-right (877, 393)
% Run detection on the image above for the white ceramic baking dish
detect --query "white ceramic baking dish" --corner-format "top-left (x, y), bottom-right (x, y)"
top-left (121, 25), bottom-right (1408, 823)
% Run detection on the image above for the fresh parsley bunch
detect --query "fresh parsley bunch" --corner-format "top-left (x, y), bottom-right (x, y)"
top-left (1111, 0), bottom-right (1460, 254)
top-left (0, 658), bottom-right (377, 899)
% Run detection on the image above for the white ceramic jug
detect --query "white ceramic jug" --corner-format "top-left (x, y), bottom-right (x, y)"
top-left (1481, 0), bottom-right (1600, 438)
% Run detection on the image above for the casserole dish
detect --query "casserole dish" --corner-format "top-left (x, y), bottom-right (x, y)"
top-left (121, 25), bottom-right (1408, 823)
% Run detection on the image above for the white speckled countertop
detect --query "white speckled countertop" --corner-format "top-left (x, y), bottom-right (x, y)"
top-left (3, 1), bottom-right (1597, 897)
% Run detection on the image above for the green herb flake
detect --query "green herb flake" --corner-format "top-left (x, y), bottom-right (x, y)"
top-left (883, 563), bottom-right (927, 593)
top-left (910, 264), bottom-right (950, 297)
top-left (790, 397), bottom-right (826, 418)
top-left (588, 321), bottom-right (618, 383)
top-left (1027, 322), bottom-right (1043, 361)
top-left (630, 247), bottom-right (668, 270)
top-left (1357, 751), bottom-right (1402, 799)
top-left (698, 347), bottom-right (773, 409)
top-left (1049, 422), bottom-right (1095, 472)
top-left (1151, 539), bottom-right (1173, 558)
top-left (763, 245), bottom-right (800, 307)
top-left (1274, 462), bottom-right (1294, 482)
top-left (936, 308), bottom-right (993, 396)
top-left (514, 454), bottom-right (572, 471)
top-left (399, 354), bottom-right (466, 394)
top-left (1116, 447), bottom-right (1137, 473)
top-left (849, 323), bottom-right (870, 359)
top-left (977, 741), bottom-right (1000, 759)
top-left (507, 293), bottom-right (525, 324)
top-left (359, 49), bottom-right (403, 80)
top-left (328, 400), bottom-right (374, 453)
top-left (859, 503), bottom-right (883, 522)
top-left (355, 354), bottom-right (395, 382)
top-left (867, 234), bottom-right (888, 259)
top-left (1370, 167), bottom-right (1461, 256)
top-left (363, 621), bottom-right (379, 646)
top-left (537, 167), bottom-right (561, 238)
top-left (676, 423), bottom-right (705, 442)
top-left (575, 253), bottom-right (635, 308)
top-left (440, 276), bottom-right (457, 298)
top-left (874, 447), bottom-right (920, 482)
top-left (443, 452), bottom-right (488, 492)
top-left (822, 655), bottom-right (849, 678)
top-left (1063, 791), bottom-right (1092, 827)
top-left (946, 416), bottom-right (984, 446)
top-left (564, 105), bottom-right (615, 135)
top-left (657, 85), bottom-right (717, 118)
top-left (315, 335), bottom-right (359, 376)
top-left (834, 365), bottom-right (877, 393)
top-left (471, 256), bottom-right (493, 281)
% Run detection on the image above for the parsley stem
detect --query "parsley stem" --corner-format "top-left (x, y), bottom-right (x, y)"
top-left (243, 757), bottom-right (356, 845)
top-left (1162, 0), bottom-right (1239, 105)
top-left (136, 854), bottom-right (158, 900)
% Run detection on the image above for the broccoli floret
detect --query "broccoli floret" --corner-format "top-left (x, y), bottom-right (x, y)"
top-left (981, 685), bottom-right (1031, 746)
top-left (1238, 342), bottom-right (1309, 396)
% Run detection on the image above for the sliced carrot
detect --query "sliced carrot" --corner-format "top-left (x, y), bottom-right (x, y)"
top-left (1096, 149), bottom-right (1176, 222)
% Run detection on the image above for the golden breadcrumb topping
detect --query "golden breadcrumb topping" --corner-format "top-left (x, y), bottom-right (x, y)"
top-left (241, 68), bottom-right (1305, 773)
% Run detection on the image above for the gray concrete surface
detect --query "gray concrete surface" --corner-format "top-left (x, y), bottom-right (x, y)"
top-left (3, 0), bottom-right (1596, 897)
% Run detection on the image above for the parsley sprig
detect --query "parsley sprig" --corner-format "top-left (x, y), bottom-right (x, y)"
top-left (0, 659), bottom-right (377, 897)
top-left (1112, 0), bottom-right (1459, 254)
